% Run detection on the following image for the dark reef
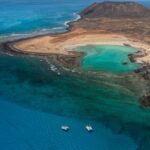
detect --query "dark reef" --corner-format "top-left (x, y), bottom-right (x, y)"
top-left (140, 95), bottom-right (150, 107)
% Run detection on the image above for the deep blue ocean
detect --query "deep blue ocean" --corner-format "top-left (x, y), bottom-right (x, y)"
top-left (0, 0), bottom-right (150, 150)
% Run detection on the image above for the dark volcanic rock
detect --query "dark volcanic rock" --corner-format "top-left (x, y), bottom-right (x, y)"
top-left (52, 52), bottom-right (84, 69)
top-left (80, 2), bottom-right (150, 19)
top-left (140, 95), bottom-right (150, 107)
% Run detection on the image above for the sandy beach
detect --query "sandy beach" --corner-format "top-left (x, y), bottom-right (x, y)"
top-left (9, 27), bottom-right (150, 64)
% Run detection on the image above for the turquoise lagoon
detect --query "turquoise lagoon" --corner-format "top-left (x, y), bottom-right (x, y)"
top-left (76, 45), bottom-right (139, 73)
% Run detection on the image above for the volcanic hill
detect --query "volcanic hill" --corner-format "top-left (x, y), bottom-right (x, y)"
top-left (80, 2), bottom-right (150, 19)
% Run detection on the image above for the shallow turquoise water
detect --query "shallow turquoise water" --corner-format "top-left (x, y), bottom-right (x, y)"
top-left (76, 45), bottom-right (139, 73)
top-left (0, 49), bottom-right (149, 149)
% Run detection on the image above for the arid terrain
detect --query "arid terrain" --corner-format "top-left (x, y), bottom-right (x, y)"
top-left (6, 2), bottom-right (150, 63)
top-left (2, 2), bottom-right (150, 105)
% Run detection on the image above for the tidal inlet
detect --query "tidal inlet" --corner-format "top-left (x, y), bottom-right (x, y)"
top-left (0, 0), bottom-right (150, 150)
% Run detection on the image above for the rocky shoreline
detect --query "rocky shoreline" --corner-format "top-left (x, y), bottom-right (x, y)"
top-left (1, 41), bottom-right (84, 70)
top-left (0, 16), bottom-right (86, 70)
top-left (128, 50), bottom-right (150, 107)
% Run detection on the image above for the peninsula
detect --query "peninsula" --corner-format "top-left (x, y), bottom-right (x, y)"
top-left (3, 2), bottom-right (150, 105)
top-left (5, 2), bottom-right (150, 61)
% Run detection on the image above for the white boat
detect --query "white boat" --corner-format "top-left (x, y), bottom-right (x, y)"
top-left (85, 125), bottom-right (93, 132)
top-left (61, 125), bottom-right (70, 131)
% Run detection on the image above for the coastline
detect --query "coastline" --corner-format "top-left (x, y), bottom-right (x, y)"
top-left (2, 27), bottom-right (150, 69)
top-left (1, 5), bottom-right (150, 106)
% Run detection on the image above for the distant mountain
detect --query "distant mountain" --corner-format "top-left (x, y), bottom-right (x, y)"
top-left (80, 2), bottom-right (150, 19)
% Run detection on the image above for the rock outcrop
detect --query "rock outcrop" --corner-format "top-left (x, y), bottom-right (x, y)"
top-left (140, 95), bottom-right (150, 107)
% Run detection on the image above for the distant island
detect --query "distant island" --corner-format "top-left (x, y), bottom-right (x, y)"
top-left (2, 1), bottom-right (150, 106)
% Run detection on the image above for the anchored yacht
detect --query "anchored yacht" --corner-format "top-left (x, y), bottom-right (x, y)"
top-left (61, 125), bottom-right (70, 131)
top-left (85, 125), bottom-right (93, 132)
